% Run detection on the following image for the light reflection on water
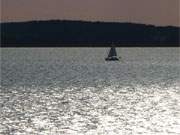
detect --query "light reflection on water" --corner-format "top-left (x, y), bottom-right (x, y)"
top-left (0, 48), bottom-right (180, 135)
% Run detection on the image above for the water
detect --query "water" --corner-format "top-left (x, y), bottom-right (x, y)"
top-left (0, 48), bottom-right (180, 135)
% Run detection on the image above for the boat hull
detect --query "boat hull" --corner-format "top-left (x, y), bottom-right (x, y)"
top-left (105, 57), bottom-right (119, 61)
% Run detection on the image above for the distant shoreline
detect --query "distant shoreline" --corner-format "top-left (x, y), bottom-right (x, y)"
top-left (1, 20), bottom-right (180, 47)
top-left (1, 44), bottom-right (179, 47)
top-left (1, 19), bottom-right (180, 28)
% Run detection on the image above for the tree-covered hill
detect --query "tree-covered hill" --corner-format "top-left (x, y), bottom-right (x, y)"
top-left (1, 20), bottom-right (179, 47)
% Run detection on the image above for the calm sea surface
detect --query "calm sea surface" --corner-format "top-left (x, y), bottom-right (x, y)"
top-left (0, 48), bottom-right (180, 135)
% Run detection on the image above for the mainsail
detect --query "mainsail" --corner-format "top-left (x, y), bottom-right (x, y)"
top-left (105, 47), bottom-right (119, 61)
top-left (108, 47), bottom-right (117, 57)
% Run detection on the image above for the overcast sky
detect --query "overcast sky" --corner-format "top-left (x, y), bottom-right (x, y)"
top-left (1, 0), bottom-right (179, 26)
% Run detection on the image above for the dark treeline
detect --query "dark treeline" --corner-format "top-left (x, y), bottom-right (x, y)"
top-left (1, 20), bottom-right (180, 47)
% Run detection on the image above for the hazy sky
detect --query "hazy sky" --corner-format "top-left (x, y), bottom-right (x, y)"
top-left (1, 0), bottom-right (179, 26)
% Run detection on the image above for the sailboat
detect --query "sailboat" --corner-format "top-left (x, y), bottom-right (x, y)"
top-left (105, 46), bottom-right (119, 61)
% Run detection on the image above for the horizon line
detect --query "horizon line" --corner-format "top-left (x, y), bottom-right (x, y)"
top-left (1, 19), bottom-right (180, 28)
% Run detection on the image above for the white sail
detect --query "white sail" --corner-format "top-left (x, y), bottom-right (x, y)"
top-left (105, 47), bottom-right (119, 61)
top-left (108, 47), bottom-right (117, 57)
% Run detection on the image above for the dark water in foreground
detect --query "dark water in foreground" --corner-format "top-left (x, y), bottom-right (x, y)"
top-left (0, 48), bottom-right (180, 135)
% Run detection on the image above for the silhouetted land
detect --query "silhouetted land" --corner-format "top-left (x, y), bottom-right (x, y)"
top-left (1, 20), bottom-right (180, 47)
